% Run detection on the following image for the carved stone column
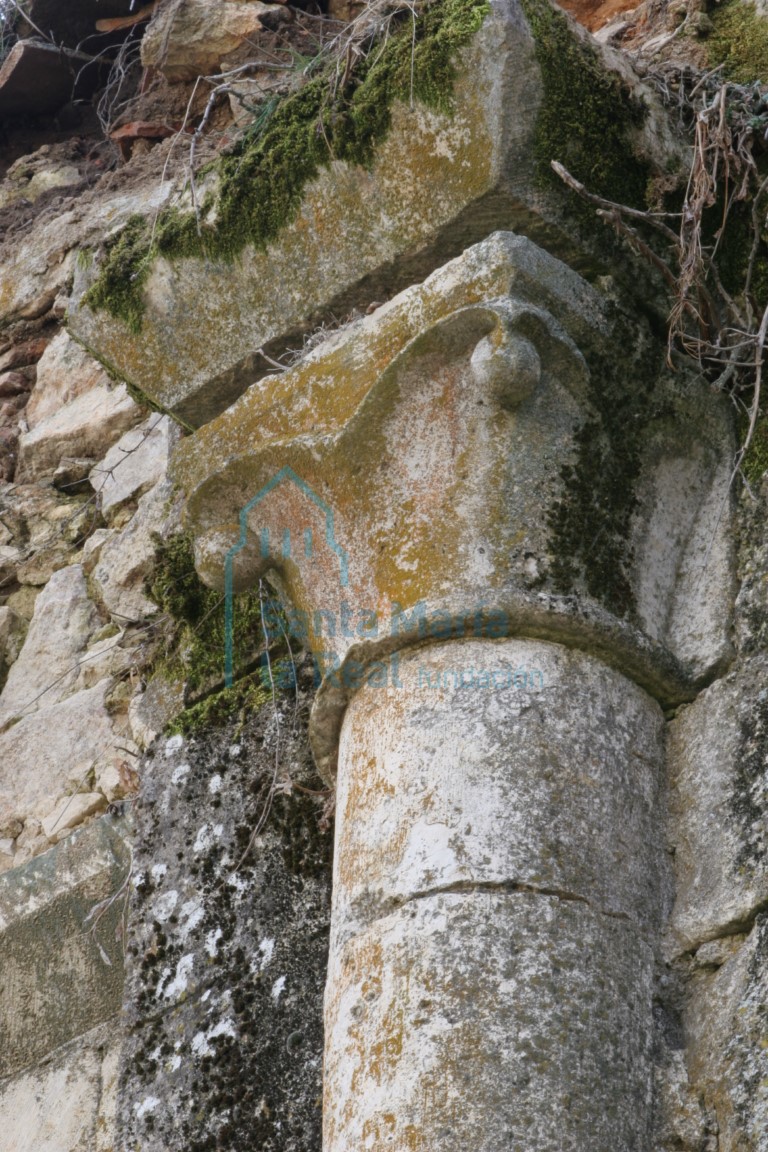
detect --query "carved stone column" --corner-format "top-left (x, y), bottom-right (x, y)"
top-left (175, 232), bottom-right (734, 1149)
top-left (325, 638), bottom-right (664, 1149)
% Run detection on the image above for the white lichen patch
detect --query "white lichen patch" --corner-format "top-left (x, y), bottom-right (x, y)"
top-left (171, 762), bottom-right (191, 785)
top-left (205, 927), bottom-right (223, 957)
top-left (191, 1016), bottom-right (237, 1058)
top-left (257, 937), bottom-right (275, 970)
top-left (152, 889), bottom-right (178, 922)
top-left (178, 899), bottom-right (204, 940)
top-left (135, 1096), bottom-right (161, 1118)
top-left (162, 953), bottom-right (195, 1000)
top-left (193, 824), bottom-right (214, 854)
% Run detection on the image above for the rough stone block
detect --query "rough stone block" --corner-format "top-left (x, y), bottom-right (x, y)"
top-left (89, 413), bottom-right (179, 518)
top-left (0, 564), bottom-right (98, 724)
top-left (0, 606), bottom-right (26, 690)
top-left (0, 1021), bottom-right (121, 1152)
top-left (16, 381), bottom-right (140, 482)
top-left (0, 817), bottom-right (129, 1078)
top-left (667, 655), bottom-right (768, 953)
top-left (69, 0), bottom-right (684, 425)
top-left (687, 914), bottom-right (768, 1152)
top-left (116, 698), bottom-right (332, 1152)
top-left (26, 330), bottom-right (111, 429)
top-left (0, 680), bottom-right (117, 831)
top-left (90, 477), bottom-right (177, 622)
top-left (141, 0), bottom-right (277, 80)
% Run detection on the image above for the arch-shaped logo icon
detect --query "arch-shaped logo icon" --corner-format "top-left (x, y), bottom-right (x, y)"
top-left (224, 466), bottom-right (349, 684)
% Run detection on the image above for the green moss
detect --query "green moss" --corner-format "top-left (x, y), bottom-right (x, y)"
top-left (546, 314), bottom-right (663, 617)
top-left (713, 197), bottom-right (768, 313)
top-left (708, 0), bottom-right (768, 84)
top-left (167, 676), bottom-right (271, 736)
top-left (521, 0), bottom-right (651, 211)
top-left (742, 409), bottom-right (768, 485)
top-left (148, 533), bottom-right (265, 692)
top-left (85, 0), bottom-right (490, 330)
top-left (84, 216), bottom-right (156, 335)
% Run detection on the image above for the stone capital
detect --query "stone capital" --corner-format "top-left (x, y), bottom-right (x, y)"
top-left (176, 232), bottom-right (734, 779)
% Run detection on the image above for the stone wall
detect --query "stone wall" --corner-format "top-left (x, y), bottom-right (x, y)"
top-left (0, 0), bottom-right (766, 1148)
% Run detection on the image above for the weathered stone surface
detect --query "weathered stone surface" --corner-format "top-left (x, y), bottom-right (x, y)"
top-left (15, 544), bottom-right (73, 586)
top-left (5, 585), bottom-right (40, 621)
top-left (327, 890), bottom-right (656, 1151)
top-left (26, 330), bottom-right (112, 428)
top-left (325, 637), bottom-right (665, 1150)
top-left (53, 455), bottom-right (96, 493)
top-left (91, 477), bottom-right (176, 622)
top-left (41, 792), bottom-right (108, 843)
top-left (630, 412), bottom-right (736, 680)
top-left (0, 816), bottom-right (129, 1078)
top-left (0, 1021), bottom-right (121, 1152)
top-left (72, 627), bottom-right (138, 694)
top-left (667, 656), bottom-right (768, 954)
top-left (117, 687), bottom-right (331, 1152)
top-left (95, 757), bottom-right (139, 803)
top-left (687, 915), bottom-right (768, 1152)
top-left (90, 413), bottom-right (180, 517)
top-left (70, 0), bottom-right (685, 424)
top-left (0, 606), bottom-right (26, 689)
top-left (0, 680), bottom-right (117, 830)
top-left (333, 637), bottom-right (667, 942)
top-left (128, 675), bottom-right (185, 749)
top-left (81, 526), bottom-right (113, 572)
top-left (0, 145), bottom-right (81, 210)
top-left (735, 474), bottom-right (768, 654)
top-left (141, 0), bottom-right (277, 80)
top-left (0, 542), bottom-right (19, 583)
top-left (16, 379), bottom-right (140, 481)
top-left (0, 481), bottom-right (93, 586)
top-left (0, 564), bottom-right (98, 724)
top-left (655, 1050), bottom-right (718, 1152)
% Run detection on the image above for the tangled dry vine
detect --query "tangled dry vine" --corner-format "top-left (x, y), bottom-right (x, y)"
top-left (555, 62), bottom-right (768, 489)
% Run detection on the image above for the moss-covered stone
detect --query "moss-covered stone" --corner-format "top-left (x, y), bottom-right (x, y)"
top-left (546, 311), bottom-right (664, 617)
top-left (148, 532), bottom-right (266, 693)
top-left (167, 676), bottom-right (271, 736)
top-left (742, 409), bottom-right (768, 485)
top-left (521, 0), bottom-right (652, 212)
top-left (120, 693), bottom-right (332, 1152)
top-left (84, 0), bottom-right (490, 333)
top-left (84, 215), bottom-right (156, 336)
top-left (708, 0), bottom-right (768, 84)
